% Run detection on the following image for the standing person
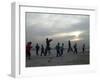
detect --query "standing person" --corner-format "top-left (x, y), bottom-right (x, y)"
top-left (44, 38), bottom-right (53, 56)
top-left (82, 44), bottom-right (85, 54)
top-left (67, 40), bottom-right (73, 53)
top-left (35, 43), bottom-right (40, 56)
top-left (40, 45), bottom-right (44, 56)
top-left (73, 43), bottom-right (78, 54)
top-left (56, 42), bottom-right (60, 57)
top-left (60, 43), bottom-right (64, 56)
top-left (26, 42), bottom-right (32, 60)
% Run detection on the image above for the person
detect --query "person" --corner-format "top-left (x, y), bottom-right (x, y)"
top-left (67, 40), bottom-right (73, 53)
top-left (35, 43), bottom-right (40, 56)
top-left (44, 38), bottom-right (53, 56)
top-left (26, 42), bottom-right (32, 60)
top-left (73, 43), bottom-right (78, 54)
top-left (82, 44), bottom-right (85, 54)
top-left (60, 43), bottom-right (64, 56)
top-left (56, 42), bottom-right (60, 57)
top-left (40, 45), bottom-right (44, 56)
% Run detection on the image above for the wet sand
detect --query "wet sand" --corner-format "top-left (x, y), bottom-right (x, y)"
top-left (26, 50), bottom-right (89, 67)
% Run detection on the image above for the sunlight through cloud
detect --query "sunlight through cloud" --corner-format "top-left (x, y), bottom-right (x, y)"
top-left (48, 31), bottom-right (83, 39)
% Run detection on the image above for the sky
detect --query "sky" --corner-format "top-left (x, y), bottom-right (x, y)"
top-left (26, 12), bottom-right (89, 48)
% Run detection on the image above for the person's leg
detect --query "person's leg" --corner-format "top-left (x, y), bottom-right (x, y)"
top-left (41, 51), bottom-right (44, 56)
top-left (59, 51), bottom-right (61, 56)
top-left (76, 49), bottom-right (77, 54)
top-left (58, 51), bottom-right (60, 57)
top-left (73, 49), bottom-right (75, 54)
top-left (62, 50), bottom-right (63, 56)
top-left (28, 52), bottom-right (31, 60)
top-left (71, 48), bottom-right (73, 52)
top-left (60, 51), bottom-right (62, 56)
top-left (40, 52), bottom-right (42, 56)
top-left (36, 50), bottom-right (37, 56)
top-left (44, 48), bottom-right (47, 56)
top-left (56, 51), bottom-right (58, 57)
top-left (75, 50), bottom-right (76, 54)
top-left (75, 49), bottom-right (77, 54)
top-left (83, 48), bottom-right (84, 54)
top-left (26, 51), bottom-right (28, 59)
top-left (57, 53), bottom-right (58, 57)
top-left (69, 48), bottom-right (70, 52)
top-left (46, 49), bottom-right (48, 56)
top-left (61, 51), bottom-right (63, 56)
top-left (67, 48), bottom-right (69, 53)
top-left (37, 50), bottom-right (39, 56)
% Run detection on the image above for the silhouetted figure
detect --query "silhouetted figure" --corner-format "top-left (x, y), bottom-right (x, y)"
top-left (67, 40), bottom-right (73, 53)
top-left (73, 43), bottom-right (78, 54)
top-left (35, 43), bottom-right (40, 56)
top-left (60, 43), bottom-right (64, 56)
top-left (40, 45), bottom-right (44, 56)
top-left (56, 43), bottom-right (60, 57)
top-left (44, 38), bottom-right (53, 56)
top-left (82, 44), bottom-right (85, 54)
top-left (26, 42), bottom-right (32, 60)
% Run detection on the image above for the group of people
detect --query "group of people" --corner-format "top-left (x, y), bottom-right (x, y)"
top-left (26, 38), bottom-right (86, 60)
top-left (26, 38), bottom-right (53, 59)
top-left (55, 40), bottom-right (85, 57)
top-left (35, 38), bottom-right (53, 57)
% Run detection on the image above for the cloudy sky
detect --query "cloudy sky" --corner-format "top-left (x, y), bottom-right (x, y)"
top-left (26, 12), bottom-right (89, 48)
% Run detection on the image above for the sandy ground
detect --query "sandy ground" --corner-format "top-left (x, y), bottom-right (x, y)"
top-left (26, 50), bottom-right (89, 67)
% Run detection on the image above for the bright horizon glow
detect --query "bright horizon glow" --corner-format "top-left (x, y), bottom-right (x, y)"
top-left (47, 31), bottom-right (83, 39)
top-left (71, 38), bottom-right (82, 41)
top-left (70, 31), bottom-right (82, 37)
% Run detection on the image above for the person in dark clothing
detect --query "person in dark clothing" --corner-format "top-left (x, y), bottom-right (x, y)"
top-left (35, 43), bottom-right (40, 56)
top-left (44, 38), bottom-right (53, 56)
top-left (60, 43), bottom-right (64, 56)
top-left (82, 44), bottom-right (85, 54)
top-left (73, 43), bottom-right (78, 54)
top-left (56, 42), bottom-right (60, 57)
top-left (26, 42), bottom-right (32, 60)
top-left (67, 40), bottom-right (73, 53)
top-left (40, 45), bottom-right (44, 56)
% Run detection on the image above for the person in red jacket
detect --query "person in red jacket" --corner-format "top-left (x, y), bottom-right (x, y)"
top-left (26, 42), bottom-right (32, 60)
